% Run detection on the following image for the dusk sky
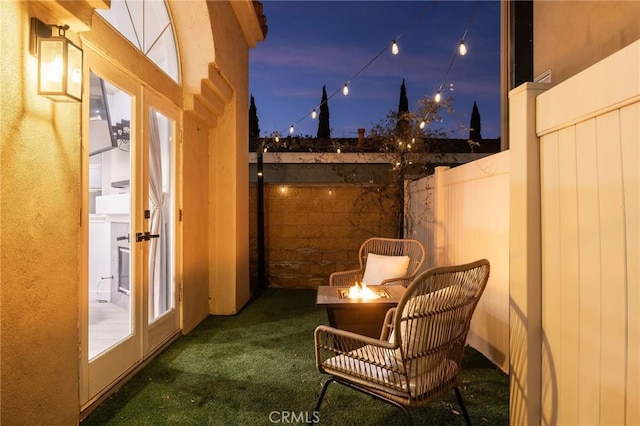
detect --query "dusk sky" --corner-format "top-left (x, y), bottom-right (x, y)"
top-left (249, 1), bottom-right (501, 140)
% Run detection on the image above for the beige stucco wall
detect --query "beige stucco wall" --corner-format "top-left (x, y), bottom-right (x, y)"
top-left (1, 0), bottom-right (263, 421)
top-left (207, 1), bottom-right (252, 314)
top-left (181, 111), bottom-right (211, 332)
top-left (534, 0), bottom-right (640, 84)
top-left (0, 2), bottom-right (81, 424)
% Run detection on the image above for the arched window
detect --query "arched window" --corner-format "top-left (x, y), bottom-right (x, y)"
top-left (98, 0), bottom-right (180, 83)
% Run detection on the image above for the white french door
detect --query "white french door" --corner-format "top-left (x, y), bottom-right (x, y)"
top-left (81, 50), bottom-right (181, 407)
top-left (143, 91), bottom-right (181, 352)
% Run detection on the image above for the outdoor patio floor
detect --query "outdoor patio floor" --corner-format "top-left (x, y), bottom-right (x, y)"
top-left (82, 288), bottom-right (509, 425)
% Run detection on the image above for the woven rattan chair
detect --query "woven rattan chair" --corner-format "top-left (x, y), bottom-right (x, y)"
top-left (314, 259), bottom-right (490, 425)
top-left (329, 237), bottom-right (426, 287)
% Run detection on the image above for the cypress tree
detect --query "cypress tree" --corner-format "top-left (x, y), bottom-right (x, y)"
top-left (249, 95), bottom-right (260, 151)
top-left (317, 85), bottom-right (330, 139)
top-left (470, 101), bottom-right (482, 141)
top-left (396, 79), bottom-right (409, 135)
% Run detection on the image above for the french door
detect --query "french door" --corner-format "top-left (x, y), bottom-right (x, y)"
top-left (81, 50), bottom-right (181, 406)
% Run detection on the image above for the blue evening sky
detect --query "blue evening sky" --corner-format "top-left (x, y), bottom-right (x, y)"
top-left (249, 1), bottom-right (501, 139)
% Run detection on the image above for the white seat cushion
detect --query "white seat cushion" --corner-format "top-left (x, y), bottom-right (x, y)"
top-left (324, 344), bottom-right (457, 396)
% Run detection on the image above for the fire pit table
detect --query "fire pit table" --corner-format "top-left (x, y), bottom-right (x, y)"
top-left (316, 284), bottom-right (406, 339)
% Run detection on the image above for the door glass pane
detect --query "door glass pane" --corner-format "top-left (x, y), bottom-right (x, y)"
top-left (88, 72), bottom-right (133, 359)
top-left (98, 0), bottom-right (180, 82)
top-left (148, 108), bottom-right (174, 321)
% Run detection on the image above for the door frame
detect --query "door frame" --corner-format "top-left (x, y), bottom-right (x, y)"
top-left (80, 45), bottom-right (183, 409)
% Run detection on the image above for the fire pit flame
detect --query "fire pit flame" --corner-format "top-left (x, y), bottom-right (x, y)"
top-left (348, 282), bottom-right (379, 300)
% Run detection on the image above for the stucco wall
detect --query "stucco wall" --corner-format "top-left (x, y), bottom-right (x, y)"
top-left (0, 2), bottom-right (80, 424)
top-left (534, 0), bottom-right (640, 84)
top-left (207, 1), bottom-right (252, 314)
top-left (181, 112), bottom-right (211, 332)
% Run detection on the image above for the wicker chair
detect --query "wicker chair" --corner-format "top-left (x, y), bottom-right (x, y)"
top-left (329, 237), bottom-right (426, 287)
top-left (314, 259), bottom-right (490, 426)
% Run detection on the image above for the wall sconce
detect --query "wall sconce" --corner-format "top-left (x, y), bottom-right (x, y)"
top-left (30, 17), bottom-right (83, 102)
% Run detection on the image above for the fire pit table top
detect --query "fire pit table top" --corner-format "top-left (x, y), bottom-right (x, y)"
top-left (316, 284), bottom-right (406, 309)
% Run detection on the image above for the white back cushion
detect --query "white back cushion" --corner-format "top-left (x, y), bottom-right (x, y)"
top-left (362, 253), bottom-right (410, 285)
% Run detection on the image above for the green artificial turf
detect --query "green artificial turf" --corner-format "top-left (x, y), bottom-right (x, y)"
top-left (82, 288), bottom-right (509, 425)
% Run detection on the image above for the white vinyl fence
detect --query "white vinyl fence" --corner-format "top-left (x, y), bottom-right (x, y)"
top-left (406, 151), bottom-right (511, 373)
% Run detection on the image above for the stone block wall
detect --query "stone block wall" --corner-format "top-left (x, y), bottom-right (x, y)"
top-left (250, 184), bottom-right (398, 289)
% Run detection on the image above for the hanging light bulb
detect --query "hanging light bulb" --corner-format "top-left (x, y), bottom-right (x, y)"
top-left (275, 136), bottom-right (280, 143)
top-left (311, 109), bottom-right (317, 119)
top-left (263, 146), bottom-right (268, 152)
top-left (342, 83), bottom-right (349, 96)
top-left (459, 40), bottom-right (467, 56)
top-left (419, 120), bottom-right (426, 129)
top-left (435, 91), bottom-right (442, 103)
top-left (391, 40), bottom-right (399, 55)
top-left (289, 125), bottom-right (294, 134)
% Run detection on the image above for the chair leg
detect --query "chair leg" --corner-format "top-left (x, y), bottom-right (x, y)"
top-left (311, 378), bottom-right (334, 421)
top-left (330, 378), bottom-right (413, 426)
top-left (453, 386), bottom-right (472, 426)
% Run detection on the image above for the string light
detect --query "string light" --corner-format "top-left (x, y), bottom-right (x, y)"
top-left (267, 1), bottom-right (480, 141)
top-left (459, 40), bottom-right (467, 55)
top-left (418, 2), bottom-right (480, 131)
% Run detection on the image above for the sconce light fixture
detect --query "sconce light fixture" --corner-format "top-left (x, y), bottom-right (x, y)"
top-left (30, 17), bottom-right (83, 102)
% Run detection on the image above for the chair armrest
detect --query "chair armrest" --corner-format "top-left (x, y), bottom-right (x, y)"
top-left (380, 274), bottom-right (414, 287)
top-left (329, 269), bottom-right (362, 286)
top-left (314, 325), bottom-right (396, 369)
top-left (379, 307), bottom-right (397, 342)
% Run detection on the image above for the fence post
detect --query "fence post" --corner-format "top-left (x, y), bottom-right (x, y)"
top-left (433, 166), bottom-right (449, 266)
top-left (508, 82), bottom-right (549, 426)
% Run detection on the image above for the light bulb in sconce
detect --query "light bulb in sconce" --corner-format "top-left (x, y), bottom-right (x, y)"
top-left (435, 91), bottom-right (442, 103)
top-left (419, 121), bottom-right (426, 129)
top-left (459, 40), bottom-right (467, 56)
top-left (311, 109), bottom-right (317, 119)
top-left (391, 40), bottom-right (399, 55)
top-left (342, 84), bottom-right (349, 96)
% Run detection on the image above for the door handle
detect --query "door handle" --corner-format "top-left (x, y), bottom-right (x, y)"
top-left (136, 232), bottom-right (160, 242)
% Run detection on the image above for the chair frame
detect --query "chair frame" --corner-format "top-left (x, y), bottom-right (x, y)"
top-left (313, 259), bottom-right (491, 425)
top-left (329, 237), bottom-right (426, 287)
